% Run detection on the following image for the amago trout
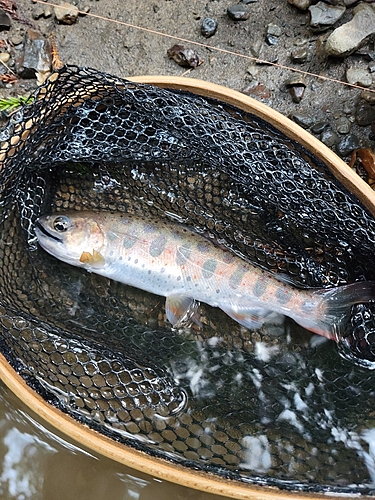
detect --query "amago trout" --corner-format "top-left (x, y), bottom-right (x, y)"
top-left (35, 211), bottom-right (375, 339)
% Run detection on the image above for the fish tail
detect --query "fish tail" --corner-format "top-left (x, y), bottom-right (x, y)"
top-left (297, 281), bottom-right (375, 340)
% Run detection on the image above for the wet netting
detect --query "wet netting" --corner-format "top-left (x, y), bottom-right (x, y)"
top-left (2, 65), bottom-right (375, 495)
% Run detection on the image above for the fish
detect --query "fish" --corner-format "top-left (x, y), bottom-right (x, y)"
top-left (35, 211), bottom-right (375, 339)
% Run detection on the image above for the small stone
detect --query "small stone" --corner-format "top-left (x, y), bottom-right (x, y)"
top-left (308, 2), bottom-right (346, 31)
top-left (246, 63), bottom-right (259, 79)
top-left (311, 121), bottom-right (330, 134)
top-left (346, 68), bottom-right (372, 88)
top-left (287, 0), bottom-right (310, 10)
top-left (242, 82), bottom-right (271, 100)
top-left (54, 2), bottom-right (79, 24)
top-left (291, 45), bottom-right (309, 63)
top-left (201, 17), bottom-right (217, 38)
top-left (242, 0), bottom-right (258, 3)
top-left (0, 52), bottom-right (10, 64)
top-left (289, 85), bottom-right (305, 103)
top-left (336, 116), bottom-right (351, 134)
top-left (267, 23), bottom-right (282, 37)
top-left (0, 10), bottom-right (11, 31)
top-left (265, 34), bottom-right (278, 46)
top-left (32, 6), bottom-right (45, 20)
top-left (10, 33), bottom-right (23, 47)
top-left (325, 4), bottom-right (375, 57)
top-left (355, 101), bottom-right (375, 126)
top-left (227, 4), bottom-right (250, 21)
top-left (16, 29), bottom-right (52, 79)
top-left (336, 134), bottom-right (360, 157)
top-left (289, 111), bottom-right (315, 129)
top-left (369, 61), bottom-right (375, 74)
top-left (321, 128), bottom-right (339, 147)
top-left (44, 6), bottom-right (53, 18)
top-left (167, 45), bottom-right (203, 68)
top-left (361, 91), bottom-right (375, 105)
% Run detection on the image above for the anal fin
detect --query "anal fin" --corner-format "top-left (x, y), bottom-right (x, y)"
top-left (165, 296), bottom-right (201, 329)
top-left (220, 306), bottom-right (284, 330)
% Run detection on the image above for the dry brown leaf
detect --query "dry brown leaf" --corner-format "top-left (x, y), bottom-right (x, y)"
top-left (0, 73), bottom-right (17, 83)
top-left (350, 148), bottom-right (375, 178)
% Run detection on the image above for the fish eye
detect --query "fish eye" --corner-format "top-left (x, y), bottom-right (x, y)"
top-left (53, 216), bottom-right (71, 232)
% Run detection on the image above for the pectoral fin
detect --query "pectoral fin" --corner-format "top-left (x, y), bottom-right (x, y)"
top-left (80, 249), bottom-right (105, 268)
top-left (165, 296), bottom-right (201, 328)
top-left (220, 306), bottom-right (284, 330)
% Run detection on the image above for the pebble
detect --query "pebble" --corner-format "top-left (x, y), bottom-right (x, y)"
top-left (265, 34), bottom-right (278, 46)
top-left (201, 17), bottom-right (217, 38)
top-left (360, 90), bottom-right (375, 105)
top-left (267, 23), bottom-right (282, 37)
top-left (321, 128), bottom-right (339, 148)
top-left (0, 10), bottom-right (11, 31)
top-left (311, 121), bottom-right (330, 134)
top-left (54, 2), bottom-right (79, 24)
top-left (325, 4), bottom-right (375, 57)
top-left (308, 2), bottom-right (346, 31)
top-left (291, 43), bottom-right (309, 63)
top-left (0, 52), bottom-right (10, 64)
top-left (355, 101), bottom-right (375, 126)
top-left (227, 4), bottom-right (250, 21)
top-left (289, 111), bottom-right (315, 129)
top-left (242, 82), bottom-right (271, 99)
top-left (32, 6), bottom-right (45, 20)
top-left (287, 0), bottom-right (311, 11)
top-left (289, 85), bottom-right (305, 103)
top-left (336, 116), bottom-right (351, 134)
top-left (336, 134), bottom-right (360, 157)
top-left (16, 29), bottom-right (52, 79)
top-left (346, 67), bottom-right (372, 88)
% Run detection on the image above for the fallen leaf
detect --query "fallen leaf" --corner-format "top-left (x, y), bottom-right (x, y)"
top-left (350, 148), bottom-right (375, 178)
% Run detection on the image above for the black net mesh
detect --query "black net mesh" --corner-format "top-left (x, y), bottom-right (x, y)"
top-left (1, 65), bottom-right (375, 494)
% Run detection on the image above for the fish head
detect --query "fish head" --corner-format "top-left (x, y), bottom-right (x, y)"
top-left (35, 212), bottom-right (105, 266)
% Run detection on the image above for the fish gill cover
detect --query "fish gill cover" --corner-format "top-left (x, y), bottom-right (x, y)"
top-left (1, 65), bottom-right (375, 493)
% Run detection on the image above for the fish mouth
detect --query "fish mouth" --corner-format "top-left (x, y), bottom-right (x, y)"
top-left (35, 220), bottom-right (63, 243)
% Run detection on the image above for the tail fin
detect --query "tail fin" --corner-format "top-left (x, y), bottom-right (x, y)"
top-left (296, 281), bottom-right (375, 340)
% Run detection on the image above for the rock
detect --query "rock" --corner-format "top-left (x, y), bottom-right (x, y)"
top-left (321, 128), bottom-right (339, 148)
top-left (336, 134), bottom-right (360, 157)
top-left (16, 29), bottom-right (52, 79)
top-left (361, 90), bottom-right (375, 105)
top-left (308, 2), bottom-right (346, 31)
top-left (242, 82), bottom-right (271, 99)
top-left (291, 42), bottom-right (309, 63)
top-left (201, 17), bottom-right (217, 38)
top-left (311, 121), bottom-right (330, 134)
top-left (336, 116), bottom-right (351, 134)
top-left (44, 6), bottom-right (53, 18)
top-left (167, 45), bottom-right (203, 68)
top-left (287, 0), bottom-right (311, 11)
top-left (227, 4), bottom-right (250, 21)
top-left (267, 23), bottom-right (282, 37)
top-left (54, 2), bottom-right (79, 24)
top-left (355, 100), bottom-right (375, 126)
top-left (0, 52), bottom-right (10, 64)
top-left (0, 10), bottom-right (11, 31)
top-left (32, 6), bottom-right (45, 20)
top-left (325, 4), bottom-right (375, 57)
top-left (289, 85), bottom-right (305, 103)
top-left (265, 34), bottom-right (278, 46)
top-left (346, 67), bottom-right (372, 88)
top-left (289, 111), bottom-right (315, 129)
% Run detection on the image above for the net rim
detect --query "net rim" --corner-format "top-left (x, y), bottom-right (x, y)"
top-left (1, 74), bottom-right (374, 500)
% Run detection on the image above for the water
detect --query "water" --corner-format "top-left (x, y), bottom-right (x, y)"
top-left (0, 382), bottom-right (223, 500)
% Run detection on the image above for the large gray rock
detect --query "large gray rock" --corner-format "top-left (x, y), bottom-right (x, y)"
top-left (308, 2), bottom-right (346, 31)
top-left (325, 3), bottom-right (375, 57)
